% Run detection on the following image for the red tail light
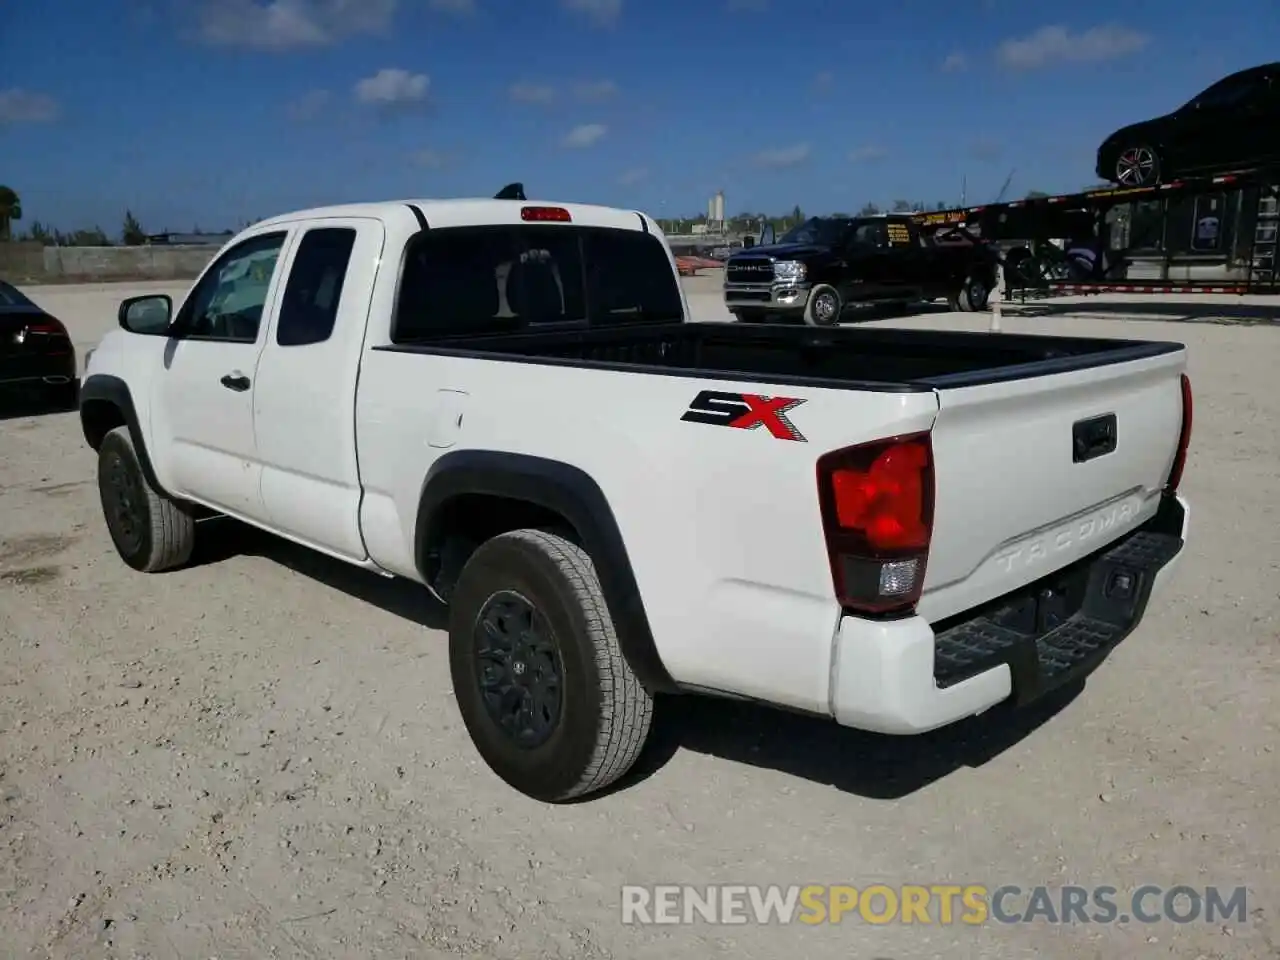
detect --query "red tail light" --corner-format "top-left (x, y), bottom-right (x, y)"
top-left (816, 432), bottom-right (934, 616)
top-left (24, 319), bottom-right (66, 336)
top-left (1165, 373), bottom-right (1193, 493)
top-left (520, 206), bottom-right (571, 222)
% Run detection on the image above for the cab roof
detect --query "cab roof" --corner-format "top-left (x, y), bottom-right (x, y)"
top-left (252, 182), bottom-right (650, 234)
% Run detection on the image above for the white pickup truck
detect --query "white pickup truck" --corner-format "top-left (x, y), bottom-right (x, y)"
top-left (79, 184), bottom-right (1193, 803)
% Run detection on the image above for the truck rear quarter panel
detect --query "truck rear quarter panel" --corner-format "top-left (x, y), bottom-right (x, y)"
top-left (353, 351), bottom-right (940, 714)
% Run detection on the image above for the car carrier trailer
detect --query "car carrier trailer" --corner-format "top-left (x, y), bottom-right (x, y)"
top-left (910, 162), bottom-right (1280, 316)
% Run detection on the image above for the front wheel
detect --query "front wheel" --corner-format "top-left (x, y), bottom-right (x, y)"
top-left (804, 284), bottom-right (842, 326)
top-left (1115, 145), bottom-right (1161, 187)
top-left (97, 426), bottom-right (195, 572)
top-left (448, 529), bottom-right (654, 802)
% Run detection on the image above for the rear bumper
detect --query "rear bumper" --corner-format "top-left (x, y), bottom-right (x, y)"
top-left (0, 360), bottom-right (78, 387)
top-left (829, 492), bottom-right (1189, 734)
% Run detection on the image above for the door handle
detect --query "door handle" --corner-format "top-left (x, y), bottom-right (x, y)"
top-left (1072, 413), bottom-right (1117, 462)
top-left (220, 373), bottom-right (251, 392)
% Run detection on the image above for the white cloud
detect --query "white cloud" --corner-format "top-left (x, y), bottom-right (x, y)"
top-left (753, 143), bottom-right (810, 169)
top-left (572, 79), bottom-right (618, 102)
top-left (428, 0), bottom-right (474, 13)
top-left (197, 0), bottom-right (396, 50)
top-left (354, 68), bottom-right (429, 105)
top-left (940, 51), bottom-right (967, 72)
top-left (848, 145), bottom-right (888, 162)
top-left (509, 81), bottom-right (555, 104)
top-left (563, 123), bottom-right (607, 148)
top-left (286, 88), bottom-right (330, 120)
top-left (0, 89), bottom-right (60, 124)
top-left (561, 0), bottom-right (621, 26)
top-left (997, 24), bottom-right (1148, 70)
top-left (618, 167), bottom-right (648, 185)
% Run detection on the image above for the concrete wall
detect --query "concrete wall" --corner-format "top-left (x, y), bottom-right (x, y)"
top-left (0, 243), bottom-right (216, 284)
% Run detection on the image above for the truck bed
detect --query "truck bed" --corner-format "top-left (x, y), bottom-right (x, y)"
top-left (378, 321), bottom-right (1181, 390)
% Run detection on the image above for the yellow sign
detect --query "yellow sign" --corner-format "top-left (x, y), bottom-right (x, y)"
top-left (914, 210), bottom-right (968, 226)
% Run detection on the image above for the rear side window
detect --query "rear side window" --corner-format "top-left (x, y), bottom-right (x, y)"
top-left (276, 227), bottom-right (357, 346)
top-left (0, 281), bottom-right (35, 307)
top-left (392, 225), bottom-right (683, 341)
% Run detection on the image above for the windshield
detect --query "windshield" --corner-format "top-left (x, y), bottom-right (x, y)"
top-left (777, 217), bottom-right (849, 246)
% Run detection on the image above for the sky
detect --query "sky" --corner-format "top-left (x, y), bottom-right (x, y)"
top-left (1, 0), bottom-right (1278, 233)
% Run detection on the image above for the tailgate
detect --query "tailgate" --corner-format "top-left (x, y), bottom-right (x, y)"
top-left (919, 348), bottom-right (1186, 622)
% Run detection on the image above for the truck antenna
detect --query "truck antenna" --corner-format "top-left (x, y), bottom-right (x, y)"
top-left (494, 183), bottom-right (526, 200)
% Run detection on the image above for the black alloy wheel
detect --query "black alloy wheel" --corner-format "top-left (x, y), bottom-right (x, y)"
top-left (473, 590), bottom-right (565, 749)
top-left (100, 443), bottom-right (147, 559)
top-left (1115, 146), bottom-right (1160, 187)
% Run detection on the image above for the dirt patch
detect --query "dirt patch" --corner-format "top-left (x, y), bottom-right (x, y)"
top-left (0, 533), bottom-right (78, 567)
top-left (0, 565), bottom-right (62, 586)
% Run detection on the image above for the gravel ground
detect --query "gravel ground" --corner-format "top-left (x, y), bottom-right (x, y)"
top-left (0, 277), bottom-right (1276, 960)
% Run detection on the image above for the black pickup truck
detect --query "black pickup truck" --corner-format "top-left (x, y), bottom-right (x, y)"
top-left (723, 213), bottom-right (999, 325)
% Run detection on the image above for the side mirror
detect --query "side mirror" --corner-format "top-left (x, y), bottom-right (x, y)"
top-left (118, 294), bottom-right (173, 334)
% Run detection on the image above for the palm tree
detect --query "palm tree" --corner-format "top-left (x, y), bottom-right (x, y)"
top-left (0, 186), bottom-right (20, 241)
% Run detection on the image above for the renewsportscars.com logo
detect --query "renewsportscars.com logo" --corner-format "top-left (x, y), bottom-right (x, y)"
top-left (620, 884), bottom-right (1250, 926)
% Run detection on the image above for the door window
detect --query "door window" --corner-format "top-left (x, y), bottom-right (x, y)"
top-left (1190, 74), bottom-right (1267, 111)
top-left (180, 232), bottom-right (287, 342)
top-left (847, 221), bottom-right (887, 250)
top-left (276, 228), bottom-right (357, 346)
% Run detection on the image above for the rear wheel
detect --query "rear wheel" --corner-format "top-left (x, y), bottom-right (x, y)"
top-left (804, 284), bottom-right (842, 326)
top-left (953, 274), bottom-right (990, 312)
top-left (448, 529), bottom-right (654, 802)
top-left (1115, 145), bottom-right (1161, 187)
top-left (97, 426), bottom-right (195, 572)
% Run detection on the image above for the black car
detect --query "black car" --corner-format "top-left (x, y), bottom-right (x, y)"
top-left (0, 280), bottom-right (78, 409)
top-left (1097, 62), bottom-right (1280, 187)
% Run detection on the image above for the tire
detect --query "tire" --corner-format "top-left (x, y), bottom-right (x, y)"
top-left (804, 284), bottom-right (842, 326)
top-left (448, 528), bottom-right (654, 802)
top-left (97, 426), bottom-right (195, 573)
top-left (955, 273), bottom-right (990, 312)
top-left (1114, 145), bottom-right (1161, 187)
top-left (1004, 247), bottom-right (1033, 286)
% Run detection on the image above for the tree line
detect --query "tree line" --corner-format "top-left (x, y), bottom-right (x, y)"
top-left (653, 195), bottom-right (1069, 236)
top-left (1, 180), bottom-right (1092, 248)
top-left (0, 185), bottom-right (243, 247)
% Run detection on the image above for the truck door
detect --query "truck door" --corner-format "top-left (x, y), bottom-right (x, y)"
top-left (251, 218), bottom-right (385, 562)
top-left (151, 228), bottom-right (293, 521)
top-left (839, 220), bottom-right (894, 302)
